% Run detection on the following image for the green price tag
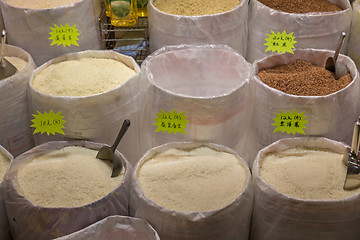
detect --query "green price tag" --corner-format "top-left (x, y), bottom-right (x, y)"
top-left (272, 109), bottom-right (308, 135)
top-left (264, 30), bottom-right (297, 54)
top-left (31, 110), bottom-right (67, 136)
top-left (153, 109), bottom-right (189, 135)
top-left (49, 24), bottom-right (80, 47)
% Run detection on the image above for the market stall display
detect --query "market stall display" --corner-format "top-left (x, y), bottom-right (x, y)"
top-left (148, 0), bottom-right (248, 56)
top-left (0, 145), bottom-right (12, 240)
top-left (140, 44), bottom-right (253, 163)
top-left (247, 0), bottom-right (351, 63)
top-left (28, 50), bottom-right (142, 166)
top-left (3, 141), bottom-right (132, 240)
top-left (130, 142), bottom-right (253, 240)
top-left (249, 48), bottom-right (359, 164)
top-left (0, 44), bottom-right (36, 157)
top-left (251, 137), bottom-right (360, 240)
top-left (0, 0), bottom-right (102, 65)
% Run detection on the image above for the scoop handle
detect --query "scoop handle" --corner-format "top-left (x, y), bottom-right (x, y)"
top-left (333, 32), bottom-right (346, 63)
top-left (111, 119), bottom-right (131, 152)
top-left (350, 117), bottom-right (360, 156)
top-left (1, 30), bottom-right (6, 67)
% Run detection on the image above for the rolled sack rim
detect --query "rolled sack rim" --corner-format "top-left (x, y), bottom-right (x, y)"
top-left (29, 50), bottom-right (141, 100)
top-left (252, 136), bottom-right (360, 205)
top-left (3, 140), bottom-right (131, 210)
top-left (131, 141), bottom-right (253, 220)
top-left (142, 44), bottom-right (252, 101)
top-left (252, 48), bottom-right (359, 99)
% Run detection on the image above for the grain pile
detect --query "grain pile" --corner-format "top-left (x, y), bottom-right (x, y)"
top-left (5, 56), bottom-right (27, 72)
top-left (258, 0), bottom-right (342, 13)
top-left (16, 146), bottom-right (125, 208)
top-left (257, 59), bottom-right (352, 96)
top-left (260, 147), bottom-right (360, 200)
top-left (138, 146), bottom-right (247, 212)
top-left (31, 58), bottom-right (137, 97)
top-left (3, 0), bottom-right (80, 9)
top-left (153, 0), bottom-right (241, 16)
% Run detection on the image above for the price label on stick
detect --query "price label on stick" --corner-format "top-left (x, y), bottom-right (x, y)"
top-left (272, 109), bottom-right (308, 135)
top-left (31, 110), bottom-right (66, 136)
top-left (264, 30), bottom-right (297, 54)
top-left (153, 109), bottom-right (189, 135)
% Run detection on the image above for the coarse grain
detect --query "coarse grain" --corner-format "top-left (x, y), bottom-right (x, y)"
top-left (258, 0), bottom-right (342, 13)
top-left (153, 0), bottom-right (241, 16)
top-left (257, 59), bottom-right (352, 96)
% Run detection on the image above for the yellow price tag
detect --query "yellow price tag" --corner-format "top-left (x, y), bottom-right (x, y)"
top-left (31, 110), bottom-right (66, 136)
top-left (153, 109), bottom-right (189, 135)
top-left (264, 30), bottom-right (297, 54)
top-left (272, 109), bottom-right (308, 135)
top-left (49, 24), bottom-right (80, 47)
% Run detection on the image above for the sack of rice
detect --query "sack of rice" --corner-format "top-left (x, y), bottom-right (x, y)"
top-left (28, 50), bottom-right (142, 166)
top-left (140, 44), bottom-right (253, 163)
top-left (130, 142), bottom-right (253, 240)
top-left (54, 215), bottom-right (160, 240)
top-left (3, 140), bottom-right (132, 240)
top-left (0, 0), bottom-right (102, 65)
top-left (0, 145), bottom-right (12, 240)
top-left (0, 44), bottom-right (36, 157)
top-left (247, 0), bottom-right (351, 63)
top-left (148, 0), bottom-right (248, 56)
top-left (249, 48), bottom-right (359, 164)
top-left (251, 137), bottom-right (360, 240)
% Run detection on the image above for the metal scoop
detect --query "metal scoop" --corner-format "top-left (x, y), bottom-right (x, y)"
top-left (325, 32), bottom-right (347, 80)
top-left (0, 30), bottom-right (17, 80)
top-left (96, 119), bottom-right (130, 178)
top-left (343, 117), bottom-right (360, 191)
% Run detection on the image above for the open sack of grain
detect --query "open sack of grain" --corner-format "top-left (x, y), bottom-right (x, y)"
top-left (28, 50), bottom-right (142, 166)
top-left (0, 145), bottom-right (13, 240)
top-left (148, 0), bottom-right (248, 56)
top-left (54, 216), bottom-right (160, 240)
top-left (140, 44), bottom-right (253, 163)
top-left (0, 44), bottom-right (36, 157)
top-left (347, 0), bottom-right (360, 71)
top-left (247, 0), bottom-right (351, 62)
top-left (0, 0), bottom-right (102, 65)
top-left (251, 137), bottom-right (360, 240)
top-left (3, 141), bottom-right (132, 240)
top-left (249, 48), bottom-right (359, 164)
top-left (130, 142), bottom-right (253, 240)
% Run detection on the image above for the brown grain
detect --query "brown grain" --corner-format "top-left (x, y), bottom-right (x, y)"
top-left (257, 0), bottom-right (342, 13)
top-left (257, 59), bottom-right (352, 96)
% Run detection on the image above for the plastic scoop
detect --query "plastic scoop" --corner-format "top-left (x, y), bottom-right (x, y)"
top-left (0, 30), bottom-right (17, 80)
top-left (96, 119), bottom-right (131, 178)
top-left (324, 32), bottom-right (347, 80)
top-left (343, 117), bottom-right (360, 191)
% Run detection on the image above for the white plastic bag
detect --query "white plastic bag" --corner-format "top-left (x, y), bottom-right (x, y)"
top-left (140, 44), bottom-right (253, 163)
top-left (249, 48), bottom-right (360, 165)
top-left (3, 141), bottom-right (132, 240)
top-left (0, 44), bottom-right (36, 157)
top-left (54, 215), bottom-right (160, 240)
top-left (28, 50), bottom-right (142, 166)
top-left (130, 142), bottom-right (253, 240)
top-left (348, 0), bottom-right (360, 71)
top-left (246, 0), bottom-right (352, 63)
top-left (148, 0), bottom-right (248, 56)
top-left (0, 0), bottom-right (102, 66)
top-left (251, 137), bottom-right (360, 240)
top-left (0, 145), bottom-right (13, 240)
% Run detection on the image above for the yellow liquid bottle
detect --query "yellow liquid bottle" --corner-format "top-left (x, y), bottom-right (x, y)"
top-left (110, 0), bottom-right (138, 27)
top-left (136, 0), bottom-right (148, 17)
top-left (104, 0), bottom-right (111, 17)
